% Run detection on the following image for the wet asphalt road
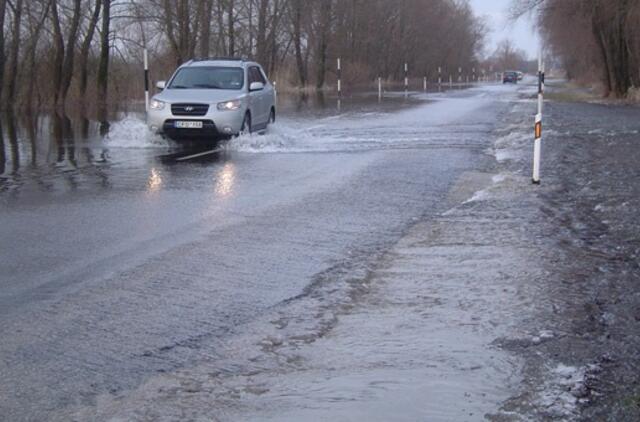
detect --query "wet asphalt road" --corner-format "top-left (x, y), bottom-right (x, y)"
top-left (0, 84), bottom-right (521, 420)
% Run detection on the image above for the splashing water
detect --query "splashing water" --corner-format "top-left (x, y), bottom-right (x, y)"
top-left (105, 117), bottom-right (169, 148)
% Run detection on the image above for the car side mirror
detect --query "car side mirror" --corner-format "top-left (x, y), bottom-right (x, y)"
top-left (156, 81), bottom-right (166, 90)
top-left (249, 82), bottom-right (264, 92)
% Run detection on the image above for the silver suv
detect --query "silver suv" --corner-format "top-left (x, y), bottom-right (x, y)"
top-left (147, 58), bottom-right (276, 140)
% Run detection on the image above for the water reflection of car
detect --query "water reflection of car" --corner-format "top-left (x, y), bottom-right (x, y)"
top-left (147, 58), bottom-right (276, 141)
top-left (503, 71), bottom-right (519, 84)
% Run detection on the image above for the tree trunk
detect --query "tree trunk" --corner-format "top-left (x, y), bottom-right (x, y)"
top-left (5, 0), bottom-right (22, 107)
top-left (23, 1), bottom-right (49, 111)
top-left (177, 0), bottom-right (190, 61)
top-left (78, 0), bottom-right (102, 98)
top-left (163, 0), bottom-right (180, 64)
top-left (267, 0), bottom-right (282, 75)
top-left (227, 0), bottom-right (235, 56)
top-left (50, 0), bottom-right (65, 106)
top-left (216, 0), bottom-right (227, 54)
top-left (97, 0), bottom-right (111, 119)
top-left (256, 0), bottom-right (268, 64)
top-left (199, 0), bottom-right (213, 57)
top-left (292, 0), bottom-right (306, 86)
top-left (315, 0), bottom-right (331, 90)
top-left (59, 0), bottom-right (82, 107)
top-left (0, 0), bottom-right (7, 106)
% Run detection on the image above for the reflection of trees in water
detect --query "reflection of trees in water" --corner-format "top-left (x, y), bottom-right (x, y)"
top-left (98, 106), bottom-right (110, 137)
top-left (0, 120), bottom-right (5, 176)
top-left (52, 112), bottom-right (77, 167)
top-left (0, 111), bottom-right (113, 191)
top-left (21, 112), bottom-right (39, 167)
top-left (6, 111), bottom-right (19, 174)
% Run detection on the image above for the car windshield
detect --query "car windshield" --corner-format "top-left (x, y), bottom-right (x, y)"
top-left (168, 66), bottom-right (244, 90)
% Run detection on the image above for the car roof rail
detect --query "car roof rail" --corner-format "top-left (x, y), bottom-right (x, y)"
top-left (191, 57), bottom-right (246, 62)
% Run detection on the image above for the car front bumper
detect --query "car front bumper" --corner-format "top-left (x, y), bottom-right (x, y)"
top-left (147, 105), bottom-right (245, 138)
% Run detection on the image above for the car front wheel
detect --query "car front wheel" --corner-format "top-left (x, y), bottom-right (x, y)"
top-left (239, 113), bottom-right (251, 136)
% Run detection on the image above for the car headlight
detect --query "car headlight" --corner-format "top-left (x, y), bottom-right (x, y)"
top-left (217, 99), bottom-right (242, 111)
top-left (150, 99), bottom-right (166, 110)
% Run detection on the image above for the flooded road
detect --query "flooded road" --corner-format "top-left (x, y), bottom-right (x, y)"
top-left (0, 82), bottom-right (594, 421)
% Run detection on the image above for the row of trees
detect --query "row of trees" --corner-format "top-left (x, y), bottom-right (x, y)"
top-left (0, 0), bottom-right (486, 113)
top-left (513, 0), bottom-right (640, 98)
top-left (482, 39), bottom-right (536, 75)
top-left (0, 0), bottom-right (112, 113)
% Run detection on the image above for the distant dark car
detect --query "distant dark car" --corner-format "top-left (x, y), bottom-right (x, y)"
top-left (503, 71), bottom-right (518, 84)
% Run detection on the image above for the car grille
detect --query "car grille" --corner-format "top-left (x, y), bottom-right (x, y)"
top-left (171, 103), bottom-right (209, 116)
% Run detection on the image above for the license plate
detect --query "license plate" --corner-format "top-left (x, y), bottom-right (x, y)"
top-left (175, 121), bottom-right (203, 129)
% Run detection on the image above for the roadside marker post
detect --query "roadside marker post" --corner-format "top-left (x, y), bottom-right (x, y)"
top-left (143, 48), bottom-right (149, 112)
top-left (273, 80), bottom-right (278, 107)
top-left (472, 67), bottom-right (476, 82)
top-left (378, 76), bottom-right (382, 101)
top-left (337, 57), bottom-right (342, 98)
top-left (458, 67), bottom-right (462, 85)
top-left (449, 74), bottom-right (453, 88)
top-left (438, 66), bottom-right (442, 90)
top-left (532, 49), bottom-right (545, 184)
top-left (404, 62), bottom-right (409, 96)
top-left (423, 76), bottom-right (427, 92)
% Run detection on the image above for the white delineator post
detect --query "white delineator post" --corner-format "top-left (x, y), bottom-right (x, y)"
top-left (378, 76), bottom-right (382, 101)
top-left (438, 66), bottom-right (442, 88)
top-left (143, 48), bottom-right (149, 112)
top-left (273, 80), bottom-right (278, 107)
top-left (423, 76), bottom-right (427, 92)
top-left (404, 62), bottom-right (409, 95)
top-left (337, 57), bottom-right (342, 98)
top-left (532, 49), bottom-right (545, 184)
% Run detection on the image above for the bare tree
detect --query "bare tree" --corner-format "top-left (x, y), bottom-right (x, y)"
top-left (512, 0), bottom-right (640, 97)
top-left (59, 0), bottom-right (82, 105)
top-left (4, 0), bottom-right (23, 107)
top-left (290, 0), bottom-right (307, 86)
top-left (198, 0), bottom-right (214, 57)
top-left (97, 0), bottom-right (111, 116)
top-left (0, 0), bottom-right (7, 104)
top-left (315, 0), bottom-right (332, 90)
top-left (227, 0), bottom-right (235, 56)
top-left (23, 1), bottom-right (50, 110)
top-left (78, 0), bottom-right (103, 99)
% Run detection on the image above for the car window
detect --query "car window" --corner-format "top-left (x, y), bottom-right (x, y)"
top-left (258, 68), bottom-right (269, 84)
top-left (249, 66), bottom-right (266, 85)
top-left (168, 66), bottom-right (244, 90)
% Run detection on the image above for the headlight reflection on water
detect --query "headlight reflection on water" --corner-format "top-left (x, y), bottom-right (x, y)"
top-left (215, 162), bottom-right (236, 197)
top-left (147, 167), bottom-right (163, 192)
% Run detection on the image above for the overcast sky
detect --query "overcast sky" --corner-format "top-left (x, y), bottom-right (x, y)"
top-left (469, 0), bottom-right (540, 59)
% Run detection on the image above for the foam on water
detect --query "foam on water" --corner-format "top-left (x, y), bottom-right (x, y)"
top-left (224, 123), bottom-right (318, 153)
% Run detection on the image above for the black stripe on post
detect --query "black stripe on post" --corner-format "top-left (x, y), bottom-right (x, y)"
top-left (538, 71), bottom-right (543, 94)
top-left (144, 69), bottom-right (149, 91)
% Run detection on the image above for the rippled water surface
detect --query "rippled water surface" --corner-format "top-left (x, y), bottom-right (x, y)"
top-left (1, 83), bottom-right (563, 421)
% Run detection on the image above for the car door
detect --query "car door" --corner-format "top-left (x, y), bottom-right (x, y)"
top-left (248, 66), bottom-right (267, 125)
top-left (258, 66), bottom-right (274, 118)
